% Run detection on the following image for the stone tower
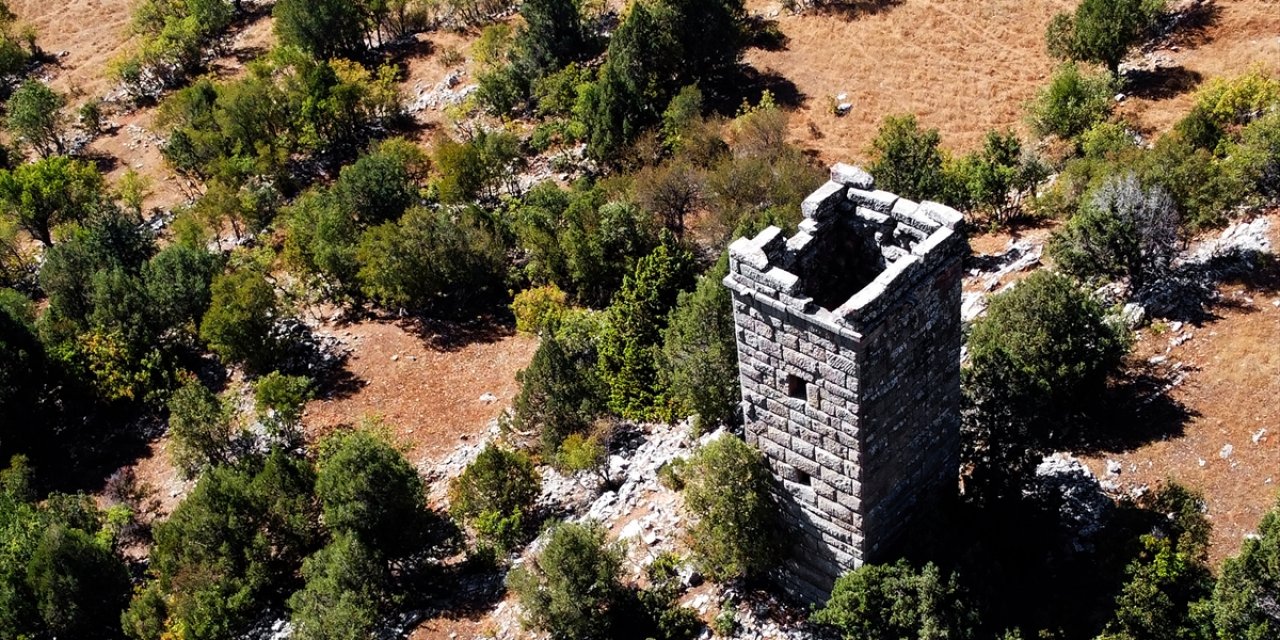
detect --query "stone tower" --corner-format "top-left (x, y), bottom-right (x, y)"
top-left (723, 164), bottom-right (966, 601)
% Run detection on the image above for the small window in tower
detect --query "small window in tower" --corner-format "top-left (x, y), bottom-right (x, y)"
top-left (786, 374), bottom-right (807, 401)
top-left (795, 469), bottom-right (811, 486)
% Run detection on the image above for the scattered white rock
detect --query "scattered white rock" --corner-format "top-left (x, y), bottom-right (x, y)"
top-left (1220, 444), bottom-right (1234, 459)
top-left (1253, 429), bottom-right (1268, 445)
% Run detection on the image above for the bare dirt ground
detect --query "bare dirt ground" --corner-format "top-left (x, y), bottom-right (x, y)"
top-left (746, 0), bottom-right (1076, 162)
top-left (747, 0), bottom-right (1280, 162)
top-left (1081, 210), bottom-right (1280, 566)
top-left (10, 0), bottom-right (135, 96)
top-left (303, 319), bottom-right (539, 465)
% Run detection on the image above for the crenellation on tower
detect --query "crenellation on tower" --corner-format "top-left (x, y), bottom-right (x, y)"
top-left (723, 163), bottom-right (967, 601)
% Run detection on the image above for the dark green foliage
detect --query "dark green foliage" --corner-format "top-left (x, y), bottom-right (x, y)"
top-left (513, 0), bottom-right (594, 80)
top-left (25, 524), bottom-right (132, 637)
top-left (597, 235), bottom-right (696, 419)
top-left (1210, 499), bottom-right (1280, 640)
top-left (355, 205), bottom-right (508, 313)
top-left (288, 532), bottom-right (388, 640)
top-left (0, 292), bottom-right (49, 456)
top-left (130, 451), bottom-right (320, 640)
top-left (199, 267), bottom-right (286, 373)
top-left (253, 372), bottom-right (313, 443)
top-left (448, 444), bottom-right (540, 552)
top-left (432, 129), bottom-right (525, 203)
top-left (333, 140), bottom-right (425, 226)
top-left (513, 182), bottom-right (660, 307)
top-left (1046, 0), bottom-right (1166, 75)
top-left (0, 155), bottom-right (105, 247)
top-left (283, 190), bottom-right (363, 301)
top-left (167, 377), bottom-right (234, 477)
top-left (1048, 173), bottom-right (1181, 288)
top-left (315, 429), bottom-right (431, 559)
top-left (1, 464), bottom-right (130, 640)
top-left (1028, 63), bottom-right (1117, 141)
top-left (868, 114), bottom-right (949, 202)
top-left (160, 52), bottom-right (400, 186)
top-left (1138, 135), bottom-right (1242, 232)
top-left (39, 206), bottom-right (154, 329)
top-left (681, 434), bottom-right (779, 579)
top-left (0, 3), bottom-right (32, 79)
top-left (143, 244), bottom-right (222, 337)
top-left (812, 560), bottom-right (978, 640)
top-left (579, 1), bottom-right (679, 162)
top-left (512, 311), bottom-right (608, 455)
top-left (507, 521), bottom-right (626, 639)
top-left (273, 0), bottom-right (368, 59)
top-left (1232, 110), bottom-right (1280, 201)
top-left (661, 256), bottom-right (738, 430)
top-left (6, 80), bottom-right (66, 158)
top-left (963, 271), bottom-right (1129, 502)
top-left (1102, 483), bottom-right (1214, 640)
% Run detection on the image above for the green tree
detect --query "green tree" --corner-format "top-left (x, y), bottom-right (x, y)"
top-left (355, 206), bottom-right (507, 313)
top-left (283, 190), bottom-right (363, 301)
top-left (333, 138), bottom-right (425, 226)
top-left (131, 453), bottom-right (319, 640)
top-left (25, 524), bottom-right (131, 637)
top-left (0, 156), bottom-right (105, 246)
top-left (508, 520), bottom-right (626, 639)
top-left (143, 244), bottom-right (221, 337)
top-left (1102, 484), bottom-right (1214, 640)
top-left (273, 0), bottom-right (368, 59)
top-left (512, 311), bottom-right (608, 455)
top-left (868, 114), bottom-right (949, 202)
top-left (167, 377), bottom-right (235, 477)
top-left (513, 0), bottom-right (594, 79)
top-left (6, 80), bottom-right (66, 158)
top-left (1048, 173), bottom-right (1181, 289)
top-left (812, 560), bottom-right (978, 640)
top-left (597, 235), bottom-right (696, 419)
top-left (199, 267), bottom-right (285, 373)
top-left (661, 256), bottom-right (738, 430)
top-left (288, 532), bottom-right (387, 640)
top-left (448, 444), bottom-right (541, 552)
top-left (253, 372), bottom-right (313, 443)
top-left (681, 434), bottom-right (779, 579)
top-left (1046, 0), bottom-right (1165, 76)
top-left (1028, 63), bottom-right (1117, 140)
top-left (315, 429), bottom-right (431, 559)
top-left (1210, 498), bottom-right (1280, 640)
top-left (963, 271), bottom-right (1130, 502)
top-left (948, 130), bottom-right (1048, 224)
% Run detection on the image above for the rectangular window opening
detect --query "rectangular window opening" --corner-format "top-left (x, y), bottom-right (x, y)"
top-left (795, 469), bottom-right (811, 486)
top-left (786, 374), bottom-right (808, 401)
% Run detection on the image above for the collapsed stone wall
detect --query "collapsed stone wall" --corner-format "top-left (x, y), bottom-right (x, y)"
top-left (723, 164), bottom-right (967, 601)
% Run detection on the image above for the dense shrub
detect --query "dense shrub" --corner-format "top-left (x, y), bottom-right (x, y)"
top-left (1046, 0), bottom-right (1165, 75)
top-left (508, 521), bottom-right (626, 639)
top-left (287, 532), bottom-right (388, 640)
top-left (661, 256), bottom-right (738, 430)
top-left (1210, 498), bottom-right (1280, 639)
top-left (681, 434), bottom-right (779, 579)
top-left (1028, 63), bottom-right (1117, 141)
top-left (1048, 173), bottom-right (1181, 288)
top-left (0, 155), bottom-right (104, 247)
top-left (119, 0), bottom-right (236, 95)
top-left (6, 80), bottom-right (67, 158)
top-left (167, 377), bottom-right (235, 477)
top-left (867, 114), bottom-right (949, 202)
top-left (813, 560), bottom-right (978, 640)
top-left (512, 284), bottom-right (569, 335)
top-left (947, 130), bottom-right (1049, 225)
top-left (597, 235), bottom-right (696, 419)
top-left (448, 444), bottom-right (541, 552)
top-left (355, 205), bottom-right (507, 313)
top-left (199, 267), bottom-right (287, 373)
top-left (963, 271), bottom-right (1130, 501)
top-left (512, 309), bottom-right (608, 455)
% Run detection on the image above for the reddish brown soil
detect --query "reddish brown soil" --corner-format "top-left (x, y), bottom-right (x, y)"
top-left (303, 319), bottom-right (539, 465)
top-left (1082, 212), bottom-right (1280, 566)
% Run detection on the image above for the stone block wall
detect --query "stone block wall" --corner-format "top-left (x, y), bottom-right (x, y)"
top-left (723, 163), bottom-right (966, 601)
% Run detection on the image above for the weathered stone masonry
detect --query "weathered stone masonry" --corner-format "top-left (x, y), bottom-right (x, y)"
top-left (723, 163), bottom-right (967, 601)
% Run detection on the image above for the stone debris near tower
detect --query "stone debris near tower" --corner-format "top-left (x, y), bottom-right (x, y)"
top-left (723, 163), bottom-right (967, 601)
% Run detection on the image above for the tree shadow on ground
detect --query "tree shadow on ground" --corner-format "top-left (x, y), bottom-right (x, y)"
top-left (1124, 65), bottom-right (1204, 101)
top-left (744, 16), bottom-right (789, 52)
top-left (401, 312), bottom-right (517, 353)
top-left (806, 0), bottom-right (905, 22)
top-left (706, 64), bottom-right (807, 115)
top-left (1142, 250), bottom-right (1278, 324)
top-left (1157, 0), bottom-right (1222, 51)
top-left (1062, 363), bottom-right (1199, 456)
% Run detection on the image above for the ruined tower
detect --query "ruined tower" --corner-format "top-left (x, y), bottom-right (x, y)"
top-left (723, 164), bottom-right (966, 600)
